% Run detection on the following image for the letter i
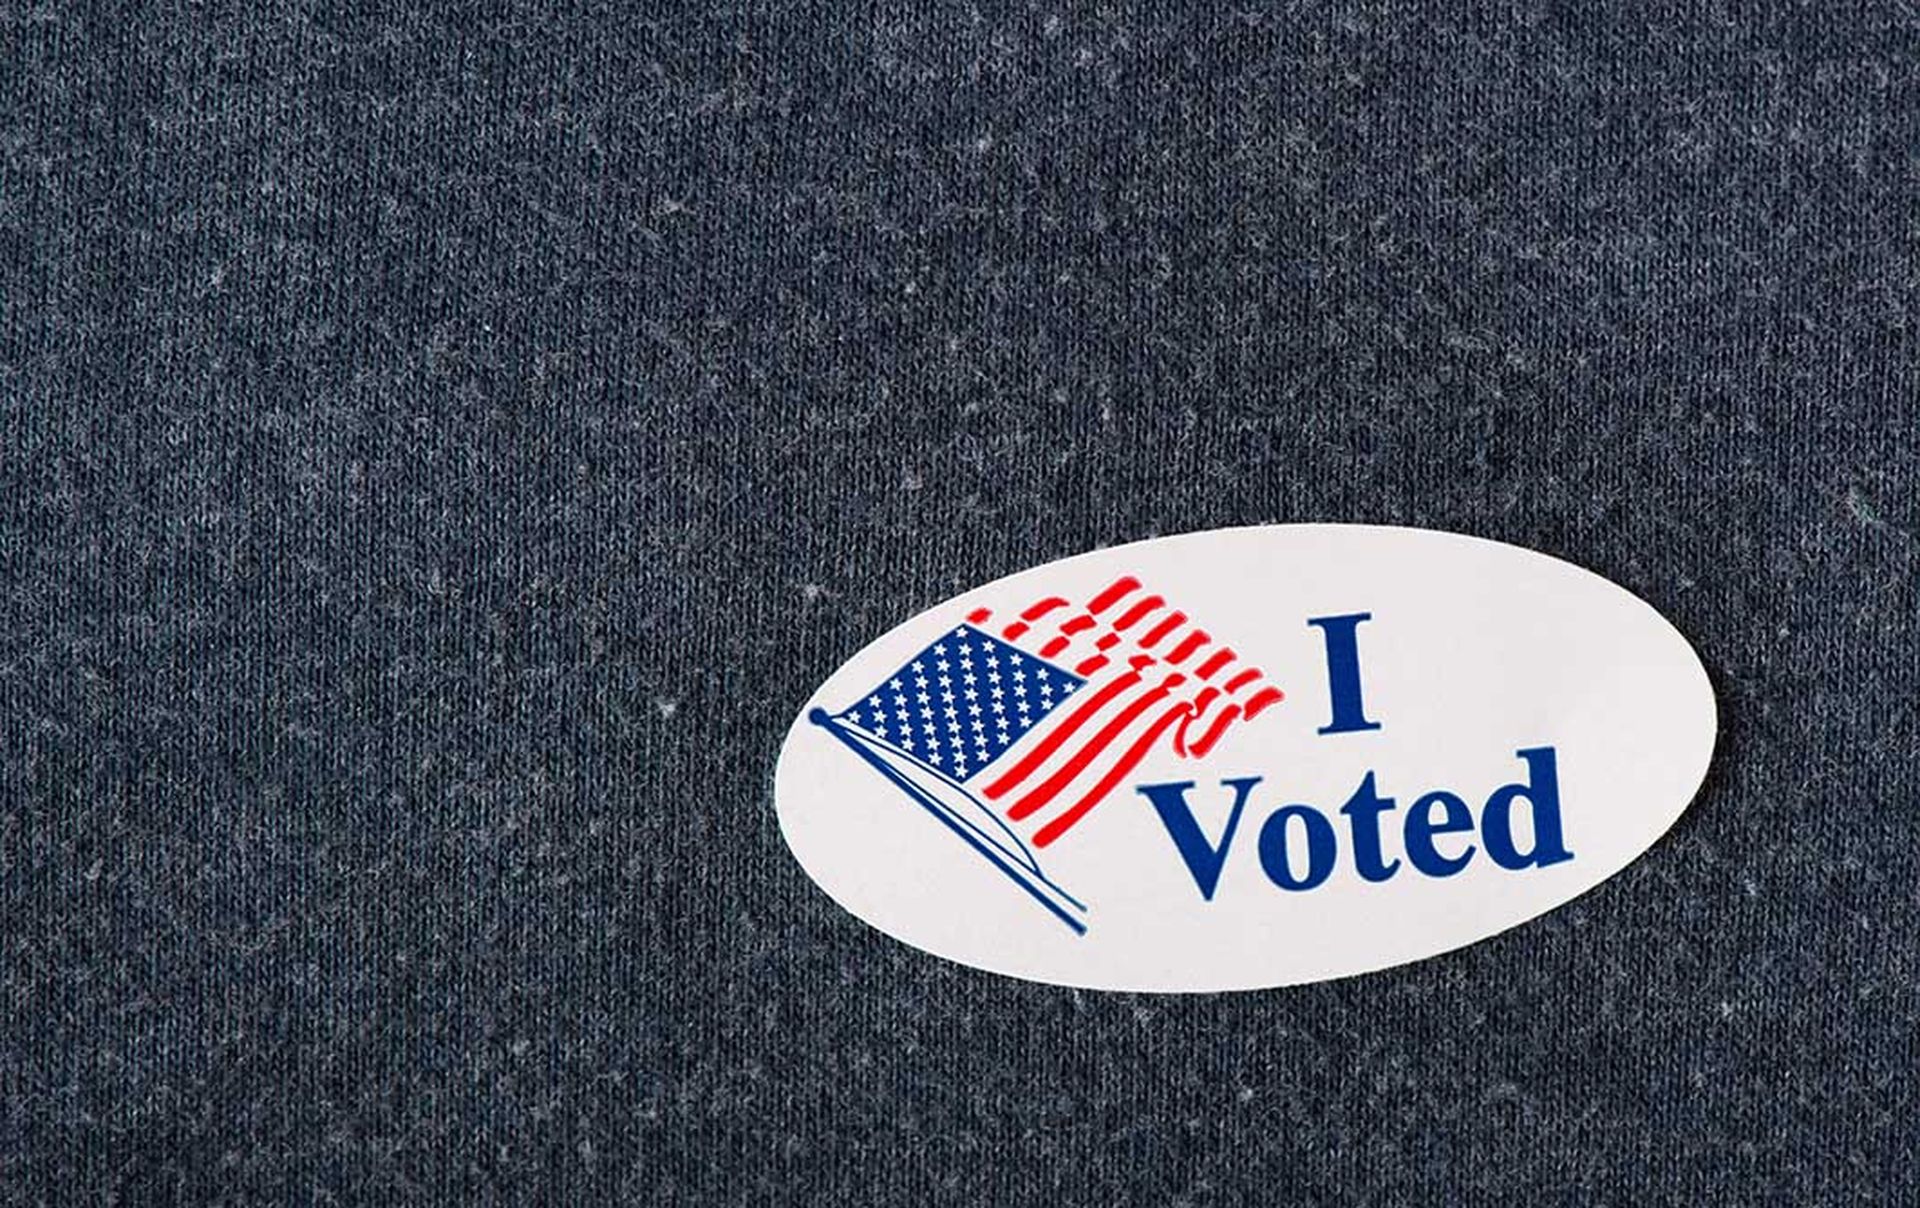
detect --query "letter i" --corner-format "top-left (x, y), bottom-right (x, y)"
top-left (1308, 612), bottom-right (1382, 735)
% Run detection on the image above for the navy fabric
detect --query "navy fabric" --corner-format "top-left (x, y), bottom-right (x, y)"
top-left (4, 4), bottom-right (1916, 1203)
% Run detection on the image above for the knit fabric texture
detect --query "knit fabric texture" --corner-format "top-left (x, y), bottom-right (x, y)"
top-left (4, 4), bottom-right (1916, 1204)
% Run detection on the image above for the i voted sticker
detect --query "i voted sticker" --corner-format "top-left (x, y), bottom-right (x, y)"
top-left (774, 524), bottom-right (1716, 991)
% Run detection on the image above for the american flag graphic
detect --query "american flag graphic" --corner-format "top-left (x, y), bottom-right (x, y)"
top-left (810, 574), bottom-right (1284, 932)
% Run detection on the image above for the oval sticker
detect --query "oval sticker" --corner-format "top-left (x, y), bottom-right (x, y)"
top-left (774, 525), bottom-right (1716, 991)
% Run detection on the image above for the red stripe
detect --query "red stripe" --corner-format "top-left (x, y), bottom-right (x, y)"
top-left (1002, 622), bottom-right (1029, 640)
top-left (1006, 675), bottom-right (1186, 821)
top-left (1111, 596), bottom-right (1164, 630)
top-left (1032, 704), bottom-right (1188, 848)
top-left (1167, 687), bottom-right (1213, 752)
top-left (1139, 612), bottom-right (1185, 647)
top-left (982, 672), bottom-right (1144, 800)
top-left (1094, 633), bottom-right (1119, 651)
top-left (1166, 631), bottom-right (1210, 663)
top-left (1182, 703), bottom-right (1242, 758)
top-left (1223, 668), bottom-right (1261, 694)
top-left (966, 607), bottom-right (992, 624)
top-left (1173, 689), bottom-right (1219, 754)
top-left (1041, 614), bottom-right (1099, 658)
top-left (1195, 648), bottom-right (1235, 679)
top-left (1021, 597), bottom-right (1071, 621)
top-left (1243, 687), bottom-right (1284, 718)
top-left (1074, 654), bottom-right (1109, 676)
top-left (1087, 577), bottom-right (1140, 613)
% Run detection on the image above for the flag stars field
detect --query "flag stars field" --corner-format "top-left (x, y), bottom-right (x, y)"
top-left (833, 624), bottom-right (1088, 780)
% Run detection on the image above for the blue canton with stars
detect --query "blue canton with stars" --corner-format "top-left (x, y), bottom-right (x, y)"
top-left (832, 624), bottom-right (1086, 782)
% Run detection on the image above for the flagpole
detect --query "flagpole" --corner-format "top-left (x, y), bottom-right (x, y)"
top-left (810, 709), bottom-right (1089, 935)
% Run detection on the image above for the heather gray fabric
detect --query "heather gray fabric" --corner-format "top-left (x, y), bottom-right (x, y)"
top-left (4, 4), bottom-right (1917, 1204)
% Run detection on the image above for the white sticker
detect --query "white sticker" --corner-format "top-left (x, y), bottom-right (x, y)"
top-left (774, 525), bottom-right (1716, 991)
